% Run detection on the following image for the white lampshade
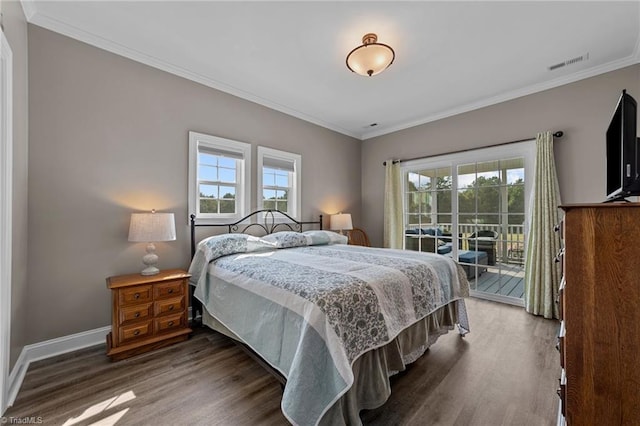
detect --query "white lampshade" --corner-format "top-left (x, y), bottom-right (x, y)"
top-left (330, 213), bottom-right (353, 232)
top-left (128, 210), bottom-right (176, 276)
top-left (128, 211), bottom-right (176, 242)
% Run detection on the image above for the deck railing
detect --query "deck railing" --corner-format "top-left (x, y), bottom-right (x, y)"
top-left (406, 223), bottom-right (525, 265)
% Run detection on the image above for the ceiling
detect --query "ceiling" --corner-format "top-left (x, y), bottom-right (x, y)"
top-left (21, 1), bottom-right (640, 140)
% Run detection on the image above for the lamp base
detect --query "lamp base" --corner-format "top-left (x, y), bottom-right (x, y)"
top-left (140, 266), bottom-right (160, 276)
top-left (140, 242), bottom-right (160, 276)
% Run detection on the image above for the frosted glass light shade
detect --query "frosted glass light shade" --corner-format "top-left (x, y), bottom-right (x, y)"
top-left (346, 33), bottom-right (395, 77)
top-left (330, 213), bottom-right (353, 232)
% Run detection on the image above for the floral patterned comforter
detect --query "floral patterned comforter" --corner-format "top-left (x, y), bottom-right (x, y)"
top-left (189, 232), bottom-right (469, 426)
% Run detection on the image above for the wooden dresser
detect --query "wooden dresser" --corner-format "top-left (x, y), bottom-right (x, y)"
top-left (106, 269), bottom-right (192, 361)
top-left (558, 203), bottom-right (640, 425)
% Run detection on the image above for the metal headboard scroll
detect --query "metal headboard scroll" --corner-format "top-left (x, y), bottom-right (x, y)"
top-left (190, 209), bottom-right (323, 258)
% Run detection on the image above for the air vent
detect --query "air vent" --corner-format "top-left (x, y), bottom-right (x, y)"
top-left (548, 53), bottom-right (589, 71)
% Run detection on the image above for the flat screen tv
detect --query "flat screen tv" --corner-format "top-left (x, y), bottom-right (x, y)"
top-left (606, 89), bottom-right (640, 201)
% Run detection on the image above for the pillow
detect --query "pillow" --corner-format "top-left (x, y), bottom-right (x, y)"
top-left (188, 233), bottom-right (276, 286)
top-left (196, 233), bottom-right (276, 260)
top-left (263, 231), bottom-right (310, 248)
top-left (303, 230), bottom-right (348, 245)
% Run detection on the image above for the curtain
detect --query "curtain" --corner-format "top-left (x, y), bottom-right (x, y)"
top-left (383, 160), bottom-right (403, 249)
top-left (524, 132), bottom-right (563, 319)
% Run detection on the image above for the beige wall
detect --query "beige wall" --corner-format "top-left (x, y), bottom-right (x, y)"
top-left (2, 0), bottom-right (29, 370)
top-left (27, 25), bottom-right (361, 343)
top-left (362, 65), bottom-right (640, 247)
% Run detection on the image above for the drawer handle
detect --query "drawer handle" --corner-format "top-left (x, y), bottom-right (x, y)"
top-left (134, 330), bottom-right (140, 336)
top-left (168, 289), bottom-right (174, 294)
top-left (135, 312), bottom-right (140, 318)
top-left (168, 321), bottom-right (174, 327)
top-left (169, 305), bottom-right (174, 311)
top-left (554, 224), bottom-right (560, 233)
top-left (134, 293), bottom-right (140, 299)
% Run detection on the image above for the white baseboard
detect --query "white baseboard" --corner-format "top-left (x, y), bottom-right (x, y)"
top-left (6, 326), bottom-right (110, 409)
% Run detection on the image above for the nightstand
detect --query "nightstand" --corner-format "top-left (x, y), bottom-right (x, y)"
top-left (106, 269), bottom-right (192, 361)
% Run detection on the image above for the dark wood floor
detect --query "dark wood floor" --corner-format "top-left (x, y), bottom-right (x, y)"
top-left (6, 298), bottom-right (560, 425)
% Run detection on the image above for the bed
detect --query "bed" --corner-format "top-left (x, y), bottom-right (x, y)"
top-left (188, 210), bottom-right (470, 426)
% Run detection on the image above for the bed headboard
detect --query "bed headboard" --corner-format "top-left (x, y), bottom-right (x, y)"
top-left (190, 209), bottom-right (323, 258)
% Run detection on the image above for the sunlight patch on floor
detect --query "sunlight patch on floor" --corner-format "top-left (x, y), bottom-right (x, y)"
top-left (62, 391), bottom-right (136, 426)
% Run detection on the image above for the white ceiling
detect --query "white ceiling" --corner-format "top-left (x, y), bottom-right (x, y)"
top-left (22, 1), bottom-right (640, 140)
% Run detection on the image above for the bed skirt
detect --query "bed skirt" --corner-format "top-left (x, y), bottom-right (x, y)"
top-left (202, 299), bottom-right (465, 425)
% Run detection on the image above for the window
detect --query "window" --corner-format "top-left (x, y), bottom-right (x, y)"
top-left (188, 132), bottom-right (251, 223)
top-left (257, 147), bottom-right (301, 219)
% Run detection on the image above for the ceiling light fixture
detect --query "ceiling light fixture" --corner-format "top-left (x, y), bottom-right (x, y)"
top-left (346, 33), bottom-right (395, 77)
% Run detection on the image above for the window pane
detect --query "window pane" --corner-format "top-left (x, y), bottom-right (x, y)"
top-left (457, 163), bottom-right (475, 189)
top-left (219, 199), bottom-right (235, 213)
top-left (437, 214), bottom-right (452, 227)
top-left (407, 172), bottom-right (420, 191)
top-left (508, 185), bottom-right (525, 213)
top-left (263, 171), bottom-right (276, 186)
top-left (278, 201), bottom-right (288, 212)
top-left (263, 189), bottom-right (276, 200)
top-left (200, 199), bottom-right (218, 213)
top-left (476, 160), bottom-right (501, 185)
top-left (264, 200), bottom-right (276, 210)
top-left (418, 192), bottom-right (431, 214)
top-left (418, 173), bottom-right (432, 190)
top-left (219, 186), bottom-right (235, 199)
top-left (477, 186), bottom-right (500, 213)
top-left (504, 157), bottom-right (525, 184)
top-left (458, 188), bottom-right (476, 214)
top-left (199, 153), bottom-right (218, 166)
top-left (219, 168), bottom-right (236, 183)
top-left (276, 189), bottom-right (288, 200)
top-left (199, 184), bottom-right (218, 198)
top-left (436, 190), bottom-right (452, 214)
top-left (218, 157), bottom-right (236, 168)
top-left (508, 213), bottom-right (525, 225)
top-left (275, 173), bottom-right (289, 187)
top-left (406, 193), bottom-right (420, 214)
top-left (199, 165), bottom-right (217, 181)
top-left (406, 214), bottom-right (420, 228)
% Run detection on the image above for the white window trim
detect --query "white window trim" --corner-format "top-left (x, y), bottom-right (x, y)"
top-left (257, 146), bottom-right (301, 221)
top-left (188, 131), bottom-right (251, 224)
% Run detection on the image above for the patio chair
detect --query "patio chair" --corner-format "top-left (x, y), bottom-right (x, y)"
top-left (468, 230), bottom-right (498, 265)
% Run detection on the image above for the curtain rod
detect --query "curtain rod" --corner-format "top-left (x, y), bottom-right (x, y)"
top-left (382, 131), bottom-right (564, 166)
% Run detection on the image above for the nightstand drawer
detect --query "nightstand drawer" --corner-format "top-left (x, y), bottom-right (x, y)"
top-left (154, 280), bottom-right (184, 299)
top-left (119, 302), bottom-right (153, 325)
top-left (119, 320), bottom-right (153, 344)
top-left (154, 296), bottom-right (184, 317)
top-left (119, 285), bottom-right (153, 305)
top-left (155, 313), bottom-right (184, 334)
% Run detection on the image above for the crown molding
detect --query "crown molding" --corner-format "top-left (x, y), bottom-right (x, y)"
top-left (23, 6), bottom-right (360, 140)
top-left (21, 1), bottom-right (640, 142)
top-left (362, 55), bottom-right (640, 140)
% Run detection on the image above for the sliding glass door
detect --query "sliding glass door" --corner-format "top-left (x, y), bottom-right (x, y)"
top-left (402, 142), bottom-right (535, 305)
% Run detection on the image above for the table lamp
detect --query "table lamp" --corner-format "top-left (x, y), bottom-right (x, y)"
top-left (330, 213), bottom-right (353, 235)
top-left (128, 209), bottom-right (176, 275)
